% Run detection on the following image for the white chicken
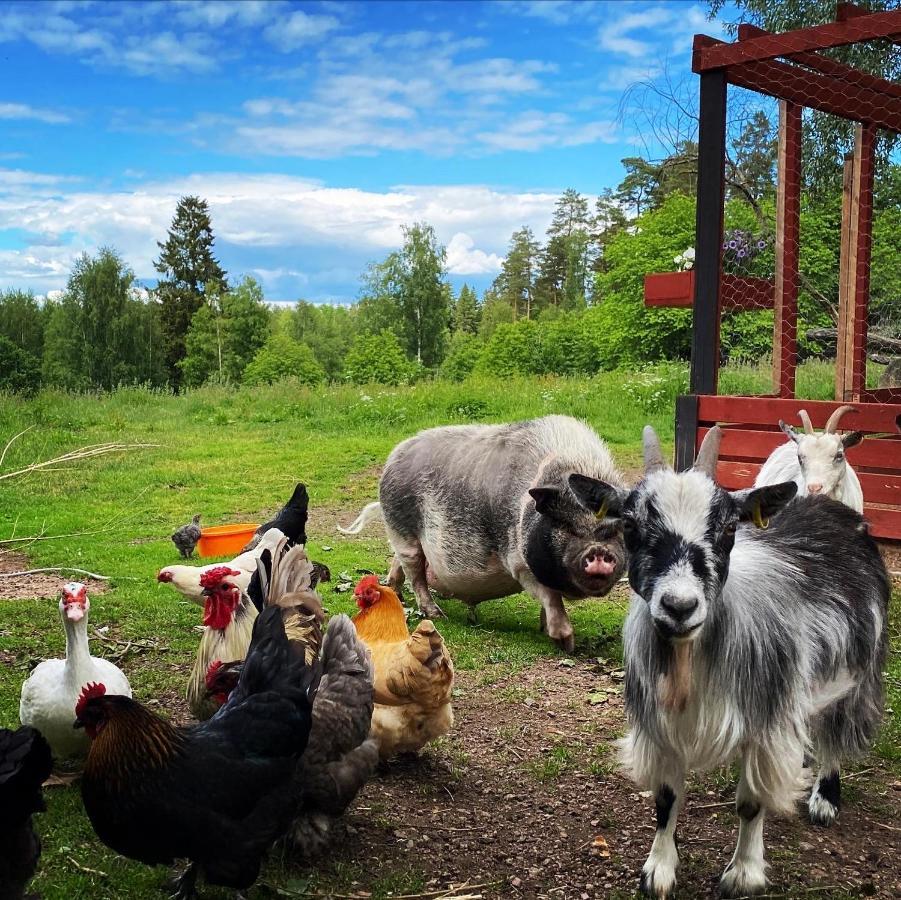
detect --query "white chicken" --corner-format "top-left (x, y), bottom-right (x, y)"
top-left (19, 583), bottom-right (131, 764)
top-left (157, 527), bottom-right (287, 603)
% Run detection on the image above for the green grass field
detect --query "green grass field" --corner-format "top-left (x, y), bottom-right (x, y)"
top-left (1, 364), bottom-right (898, 899)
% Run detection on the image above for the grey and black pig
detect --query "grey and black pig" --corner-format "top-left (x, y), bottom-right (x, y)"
top-left (339, 414), bottom-right (626, 651)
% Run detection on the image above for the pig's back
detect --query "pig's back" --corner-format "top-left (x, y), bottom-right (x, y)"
top-left (379, 414), bottom-right (616, 544)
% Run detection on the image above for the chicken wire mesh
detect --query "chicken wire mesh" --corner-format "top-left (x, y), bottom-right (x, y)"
top-left (708, 25), bottom-right (901, 403)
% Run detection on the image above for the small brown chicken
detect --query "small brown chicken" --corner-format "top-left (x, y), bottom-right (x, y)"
top-left (352, 576), bottom-right (454, 759)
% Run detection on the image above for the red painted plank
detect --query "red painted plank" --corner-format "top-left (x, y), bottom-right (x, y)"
top-left (774, 100), bottom-right (801, 398)
top-left (858, 471), bottom-right (901, 507)
top-left (697, 396), bottom-right (901, 434)
top-left (697, 429), bottom-right (901, 471)
top-left (644, 273), bottom-right (774, 311)
top-left (864, 506), bottom-right (901, 541)
top-left (861, 388), bottom-right (901, 404)
top-left (644, 271), bottom-right (694, 306)
top-left (852, 125), bottom-right (876, 400)
top-left (693, 11), bottom-right (901, 71)
top-left (737, 23), bottom-right (901, 100)
top-left (727, 58), bottom-right (901, 132)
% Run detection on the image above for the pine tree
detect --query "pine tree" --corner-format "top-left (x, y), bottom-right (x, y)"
top-left (451, 284), bottom-right (481, 335)
top-left (155, 196), bottom-right (227, 388)
top-left (537, 190), bottom-right (592, 311)
top-left (494, 227), bottom-right (540, 319)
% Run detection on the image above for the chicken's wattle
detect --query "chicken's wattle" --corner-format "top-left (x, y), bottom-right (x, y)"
top-left (203, 587), bottom-right (239, 630)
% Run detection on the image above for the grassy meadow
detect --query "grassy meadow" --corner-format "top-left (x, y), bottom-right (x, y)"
top-left (0, 361), bottom-right (898, 899)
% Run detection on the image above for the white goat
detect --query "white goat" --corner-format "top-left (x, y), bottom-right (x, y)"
top-left (754, 405), bottom-right (864, 512)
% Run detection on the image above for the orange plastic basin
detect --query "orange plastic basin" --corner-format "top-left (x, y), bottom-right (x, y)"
top-left (196, 523), bottom-right (260, 558)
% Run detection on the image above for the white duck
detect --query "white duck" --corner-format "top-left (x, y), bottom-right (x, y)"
top-left (19, 582), bottom-right (132, 764)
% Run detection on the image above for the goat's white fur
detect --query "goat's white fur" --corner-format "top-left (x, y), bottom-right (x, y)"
top-left (755, 410), bottom-right (864, 512)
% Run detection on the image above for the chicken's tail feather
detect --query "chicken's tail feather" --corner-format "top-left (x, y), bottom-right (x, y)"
top-left (337, 501), bottom-right (382, 535)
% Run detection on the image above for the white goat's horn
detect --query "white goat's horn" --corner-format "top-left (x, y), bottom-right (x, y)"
top-left (798, 409), bottom-right (814, 435)
top-left (824, 405), bottom-right (857, 434)
top-left (693, 426), bottom-right (723, 479)
top-left (642, 426), bottom-right (667, 473)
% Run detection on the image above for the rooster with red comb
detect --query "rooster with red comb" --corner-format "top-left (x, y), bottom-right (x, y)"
top-left (351, 575), bottom-right (454, 759)
top-left (186, 565), bottom-right (258, 720)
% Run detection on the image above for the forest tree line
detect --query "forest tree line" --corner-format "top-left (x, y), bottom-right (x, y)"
top-left (1, 110), bottom-right (899, 393)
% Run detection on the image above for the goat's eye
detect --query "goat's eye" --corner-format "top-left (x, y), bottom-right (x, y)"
top-left (621, 518), bottom-right (637, 536)
top-left (834, 451), bottom-right (844, 462)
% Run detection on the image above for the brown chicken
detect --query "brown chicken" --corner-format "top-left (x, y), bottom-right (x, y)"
top-left (351, 576), bottom-right (454, 759)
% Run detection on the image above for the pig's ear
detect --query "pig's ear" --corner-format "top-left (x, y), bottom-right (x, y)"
top-left (568, 474), bottom-right (626, 519)
top-left (529, 485), bottom-right (571, 522)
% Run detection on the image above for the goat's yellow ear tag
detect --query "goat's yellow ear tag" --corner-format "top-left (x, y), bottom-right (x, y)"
top-left (595, 499), bottom-right (609, 520)
top-left (752, 502), bottom-right (769, 530)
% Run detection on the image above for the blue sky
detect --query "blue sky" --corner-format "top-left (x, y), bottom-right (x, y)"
top-left (0, 0), bottom-right (730, 302)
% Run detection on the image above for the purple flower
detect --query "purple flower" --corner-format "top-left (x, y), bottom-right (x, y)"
top-left (737, 249), bottom-right (747, 258)
top-left (728, 240), bottom-right (737, 250)
top-left (757, 240), bottom-right (766, 250)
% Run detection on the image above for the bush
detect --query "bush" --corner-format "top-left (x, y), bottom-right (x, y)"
top-left (440, 332), bottom-right (483, 381)
top-left (343, 331), bottom-right (420, 385)
top-left (0, 334), bottom-right (41, 394)
top-left (475, 320), bottom-right (544, 377)
top-left (242, 333), bottom-right (326, 386)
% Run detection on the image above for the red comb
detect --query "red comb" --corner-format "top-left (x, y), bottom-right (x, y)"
top-left (75, 681), bottom-right (106, 718)
top-left (205, 659), bottom-right (224, 690)
top-left (199, 566), bottom-right (242, 589)
top-left (354, 575), bottom-right (380, 596)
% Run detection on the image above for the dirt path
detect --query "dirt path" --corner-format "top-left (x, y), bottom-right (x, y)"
top-left (302, 657), bottom-right (901, 900)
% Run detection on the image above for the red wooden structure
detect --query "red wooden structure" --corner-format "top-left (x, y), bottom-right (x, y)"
top-left (651, 3), bottom-right (901, 540)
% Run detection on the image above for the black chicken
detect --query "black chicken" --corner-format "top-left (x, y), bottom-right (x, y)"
top-left (76, 606), bottom-right (318, 898)
top-left (171, 515), bottom-right (202, 558)
top-left (207, 536), bottom-right (377, 856)
top-left (241, 483), bottom-right (309, 552)
top-left (0, 726), bottom-right (53, 900)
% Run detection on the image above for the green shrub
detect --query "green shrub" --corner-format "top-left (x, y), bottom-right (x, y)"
top-left (242, 333), bottom-right (326, 386)
top-left (0, 334), bottom-right (41, 394)
top-left (475, 320), bottom-right (544, 377)
top-left (440, 332), bottom-right (483, 381)
top-left (343, 330), bottom-right (420, 385)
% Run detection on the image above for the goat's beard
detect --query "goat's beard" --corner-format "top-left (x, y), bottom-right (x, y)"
top-left (658, 640), bottom-right (694, 712)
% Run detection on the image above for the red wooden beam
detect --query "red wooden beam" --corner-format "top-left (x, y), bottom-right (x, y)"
top-left (737, 23), bottom-right (901, 101)
top-left (773, 100), bottom-right (802, 398)
top-left (644, 272), bottom-right (774, 311)
top-left (726, 56), bottom-right (901, 132)
top-left (693, 9), bottom-right (901, 72)
top-left (696, 395), bottom-right (901, 433)
top-left (851, 124), bottom-right (876, 399)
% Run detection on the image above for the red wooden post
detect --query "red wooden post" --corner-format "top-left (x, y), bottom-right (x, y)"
top-left (851, 124), bottom-right (876, 400)
top-left (772, 100), bottom-right (801, 398)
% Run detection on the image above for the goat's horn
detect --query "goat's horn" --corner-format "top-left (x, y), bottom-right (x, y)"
top-left (798, 409), bottom-right (814, 435)
top-left (824, 405), bottom-right (857, 434)
top-left (693, 426), bottom-right (723, 479)
top-left (642, 426), bottom-right (667, 473)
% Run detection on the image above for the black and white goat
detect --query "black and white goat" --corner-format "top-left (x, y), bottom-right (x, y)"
top-left (568, 427), bottom-right (888, 899)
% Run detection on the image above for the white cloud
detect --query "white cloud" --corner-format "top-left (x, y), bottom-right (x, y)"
top-left (0, 8), bottom-right (218, 76)
top-left (0, 169), bottom-right (568, 295)
top-left (597, 9), bottom-right (672, 59)
top-left (173, 0), bottom-right (274, 29)
top-left (445, 233), bottom-right (502, 275)
top-left (0, 102), bottom-right (71, 124)
top-left (263, 10), bottom-right (341, 51)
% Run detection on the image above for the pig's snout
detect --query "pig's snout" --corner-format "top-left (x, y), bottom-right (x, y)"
top-left (583, 549), bottom-right (618, 577)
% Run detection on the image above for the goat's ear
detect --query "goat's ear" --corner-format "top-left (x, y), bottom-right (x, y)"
top-left (778, 419), bottom-right (800, 443)
top-left (734, 482), bottom-right (798, 524)
top-left (841, 430), bottom-right (864, 449)
top-left (567, 474), bottom-right (626, 519)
